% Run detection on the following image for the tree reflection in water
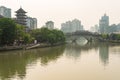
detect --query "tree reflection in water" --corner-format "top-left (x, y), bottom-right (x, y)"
top-left (0, 42), bottom-right (120, 80)
top-left (0, 45), bottom-right (65, 80)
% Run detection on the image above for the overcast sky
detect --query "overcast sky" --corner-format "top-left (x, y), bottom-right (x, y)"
top-left (1, 0), bottom-right (120, 30)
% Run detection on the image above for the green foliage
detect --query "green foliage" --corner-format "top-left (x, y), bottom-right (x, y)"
top-left (0, 18), bottom-right (17, 45)
top-left (48, 32), bottom-right (56, 45)
top-left (40, 27), bottom-right (51, 42)
top-left (30, 27), bottom-right (65, 45)
top-left (101, 34), bottom-right (109, 39)
top-left (16, 24), bottom-right (34, 44)
top-left (23, 33), bottom-right (33, 44)
top-left (109, 33), bottom-right (120, 40)
top-left (101, 33), bottom-right (120, 40)
top-left (0, 18), bottom-right (64, 46)
top-left (16, 24), bottom-right (25, 40)
top-left (30, 28), bottom-right (43, 42)
top-left (0, 18), bottom-right (33, 45)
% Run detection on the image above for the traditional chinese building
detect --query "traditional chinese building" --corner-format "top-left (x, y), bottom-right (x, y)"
top-left (15, 8), bottom-right (27, 26)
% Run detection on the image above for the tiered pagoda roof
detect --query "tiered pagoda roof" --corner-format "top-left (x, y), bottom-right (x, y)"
top-left (16, 8), bottom-right (27, 13)
top-left (15, 8), bottom-right (27, 26)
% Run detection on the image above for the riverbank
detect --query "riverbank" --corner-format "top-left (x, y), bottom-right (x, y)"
top-left (100, 39), bottom-right (120, 43)
top-left (0, 42), bottom-right (65, 51)
top-left (25, 42), bottom-right (65, 50)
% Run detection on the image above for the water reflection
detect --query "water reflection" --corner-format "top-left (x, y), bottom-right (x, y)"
top-left (99, 44), bottom-right (109, 66)
top-left (0, 51), bottom-right (27, 80)
top-left (99, 43), bottom-right (120, 66)
top-left (0, 46), bottom-right (65, 80)
top-left (0, 42), bottom-right (120, 80)
top-left (38, 46), bottom-right (65, 66)
top-left (65, 42), bottom-right (99, 59)
top-left (65, 42), bottom-right (120, 66)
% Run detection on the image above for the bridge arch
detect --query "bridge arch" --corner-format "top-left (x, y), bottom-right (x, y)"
top-left (65, 31), bottom-right (100, 43)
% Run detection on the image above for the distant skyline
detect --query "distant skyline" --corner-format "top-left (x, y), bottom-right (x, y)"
top-left (1, 0), bottom-right (120, 30)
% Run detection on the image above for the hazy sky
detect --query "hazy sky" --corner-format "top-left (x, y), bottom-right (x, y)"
top-left (1, 0), bottom-right (120, 30)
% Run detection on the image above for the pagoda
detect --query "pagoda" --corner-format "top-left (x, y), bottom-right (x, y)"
top-left (15, 8), bottom-right (27, 26)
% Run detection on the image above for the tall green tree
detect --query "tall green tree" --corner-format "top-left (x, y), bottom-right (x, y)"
top-left (16, 24), bottom-right (25, 40)
top-left (0, 29), bottom-right (2, 45)
top-left (0, 18), bottom-right (17, 45)
top-left (16, 24), bottom-right (34, 44)
top-left (30, 29), bottom-right (42, 42)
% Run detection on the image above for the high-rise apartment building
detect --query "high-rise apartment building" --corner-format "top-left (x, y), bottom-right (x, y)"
top-left (33, 18), bottom-right (37, 29)
top-left (99, 14), bottom-right (109, 34)
top-left (61, 21), bottom-right (72, 33)
top-left (0, 6), bottom-right (11, 18)
top-left (90, 25), bottom-right (99, 32)
top-left (61, 19), bottom-right (84, 33)
top-left (26, 17), bottom-right (37, 29)
top-left (72, 19), bottom-right (83, 31)
top-left (46, 21), bottom-right (54, 30)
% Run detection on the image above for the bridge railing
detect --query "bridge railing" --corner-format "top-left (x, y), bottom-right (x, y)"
top-left (65, 31), bottom-right (100, 37)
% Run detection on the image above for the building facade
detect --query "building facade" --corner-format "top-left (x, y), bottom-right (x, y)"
top-left (72, 19), bottom-right (83, 31)
top-left (46, 21), bottom-right (54, 30)
top-left (99, 14), bottom-right (109, 34)
top-left (26, 17), bottom-right (37, 29)
top-left (33, 18), bottom-right (37, 29)
top-left (61, 19), bottom-right (84, 33)
top-left (0, 6), bottom-right (11, 18)
top-left (90, 25), bottom-right (99, 33)
top-left (61, 21), bottom-right (72, 33)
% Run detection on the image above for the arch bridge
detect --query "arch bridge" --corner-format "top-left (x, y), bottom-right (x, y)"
top-left (65, 31), bottom-right (101, 43)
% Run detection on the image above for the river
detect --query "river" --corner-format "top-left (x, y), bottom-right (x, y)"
top-left (0, 42), bottom-right (120, 80)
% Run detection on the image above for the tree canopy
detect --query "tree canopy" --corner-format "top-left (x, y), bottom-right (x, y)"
top-left (30, 27), bottom-right (65, 45)
top-left (0, 18), bottom-right (17, 45)
top-left (0, 18), bottom-right (33, 46)
top-left (0, 18), bottom-right (65, 46)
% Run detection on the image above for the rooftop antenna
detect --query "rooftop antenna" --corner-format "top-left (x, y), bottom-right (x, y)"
top-left (17, 0), bottom-right (22, 8)
top-left (20, 6), bottom-right (22, 8)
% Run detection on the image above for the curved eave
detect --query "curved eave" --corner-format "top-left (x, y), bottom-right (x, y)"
top-left (15, 8), bottom-right (27, 13)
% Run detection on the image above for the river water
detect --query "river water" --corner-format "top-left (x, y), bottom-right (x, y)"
top-left (0, 42), bottom-right (120, 80)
